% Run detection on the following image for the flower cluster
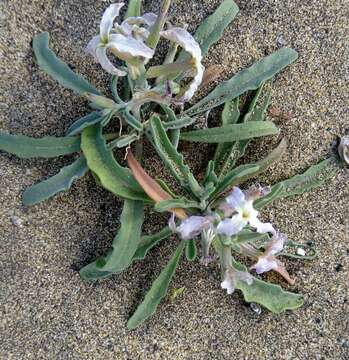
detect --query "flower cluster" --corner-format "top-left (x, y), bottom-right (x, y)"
top-left (172, 186), bottom-right (295, 294)
top-left (86, 2), bottom-right (204, 103)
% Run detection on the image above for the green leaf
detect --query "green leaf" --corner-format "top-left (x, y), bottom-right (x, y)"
top-left (210, 164), bottom-right (259, 200)
top-left (81, 124), bottom-right (149, 201)
top-left (185, 239), bottom-right (197, 261)
top-left (32, 32), bottom-right (100, 95)
top-left (154, 198), bottom-right (201, 213)
top-left (180, 121), bottom-right (278, 143)
top-left (235, 230), bottom-right (270, 244)
top-left (163, 117), bottom-right (195, 130)
top-left (22, 156), bottom-right (88, 205)
top-left (80, 200), bottom-right (144, 280)
top-left (185, 48), bottom-right (298, 115)
top-left (0, 132), bottom-right (80, 158)
top-left (122, 109), bottom-right (143, 131)
top-left (127, 241), bottom-right (185, 330)
top-left (149, 115), bottom-right (203, 197)
top-left (213, 97), bottom-right (240, 168)
top-left (253, 183), bottom-right (284, 210)
top-left (190, 0), bottom-right (238, 57)
top-left (66, 112), bottom-right (102, 136)
top-left (255, 157), bottom-right (338, 209)
top-left (177, 0), bottom-right (238, 62)
top-left (231, 260), bottom-right (303, 313)
top-left (203, 160), bottom-right (218, 186)
top-left (133, 227), bottom-right (173, 261)
top-left (125, 0), bottom-right (141, 18)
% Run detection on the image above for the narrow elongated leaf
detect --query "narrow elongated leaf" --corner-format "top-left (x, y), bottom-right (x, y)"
top-left (180, 121), bottom-right (278, 143)
top-left (232, 259), bottom-right (303, 313)
top-left (163, 117), bottom-right (195, 130)
top-left (253, 183), bottom-right (284, 210)
top-left (81, 125), bottom-right (149, 201)
top-left (155, 198), bottom-right (201, 212)
top-left (235, 231), bottom-right (270, 244)
top-left (33, 32), bottom-right (100, 95)
top-left (0, 132), bottom-right (80, 158)
top-left (80, 200), bottom-right (144, 280)
top-left (203, 160), bottom-right (218, 186)
top-left (185, 239), bottom-right (197, 261)
top-left (210, 164), bottom-right (260, 200)
top-left (127, 241), bottom-right (185, 330)
top-left (22, 156), bottom-right (88, 205)
top-left (125, 0), bottom-right (141, 18)
top-left (133, 227), bottom-right (173, 261)
top-left (177, 0), bottom-right (238, 61)
top-left (66, 112), bottom-right (102, 136)
top-left (185, 48), bottom-right (298, 115)
top-left (150, 116), bottom-right (203, 197)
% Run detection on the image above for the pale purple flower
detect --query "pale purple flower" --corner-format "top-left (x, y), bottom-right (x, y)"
top-left (221, 268), bottom-right (253, 295)
top-left (176, 216), bottom-right (212, 240)
top-left (250, 233), bottom-right (295, 285)
top-left (216, 187), bottom-right (276, 237)
top-left (160, 27), bottom-right (204, 102)
top-left (86, 3), bottom-right (154, 76)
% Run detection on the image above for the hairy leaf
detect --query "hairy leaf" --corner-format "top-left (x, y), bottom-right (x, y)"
top-left (253, 183), bottom-right (284, 210)
top-left (66, 112), bottom-right (102, 136)
top-left (127, 241), bottom-right (185, 329)
top-left (133, 227), bottom-right (173, 261)
top-left (23, 156), bottom-right (88, 205)
top-left (125, 0), bottom-right (141, 18)
top-left (80, 200), bottom-right (144, 280)
top-left (81, 125), bottom-right (148, 201)
top-left (163, 117), bottom-right (195, 130)
top-left (150, 115), bottom-right (203, 197)
top-left (180, 121), bottom-right (278, 143)
top-left (185, 48), bottom-right (298, 115)
top-left (0, 132), bottom-right (80, 158)
top-left (185, 239), bottom-right (197, 261)
top-left (33, 32), bottom-right (100, 95)
top-left (155, 198), bottom-right (201, 212)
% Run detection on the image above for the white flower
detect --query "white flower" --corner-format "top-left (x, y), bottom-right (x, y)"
top-left (176, 215), bottom-right (213, 240)
top-left (86, 3), bottom-right (155, 76)
top-left (221, 268), bottom-right (253, 295)
top-left (250, 233), bottom-right (295, 285)
top-left (216, 187), bottom-right (275, 237)
top-left (160, 27), bottom-right (204, 102)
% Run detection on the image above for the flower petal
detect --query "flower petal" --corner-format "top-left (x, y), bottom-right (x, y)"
top-left (85, 35), bottom-right (101, 60)
top-left (221, 268), bottom-right (253, 295)
top-left (109, 34), bottom-right (154, 59)
top-left (123, 12), bottom-right (157, 26)
top-left (177, 216), bottom-right (211, 240)
top-left (264, 233), bottom-right (287, 256)
top-left (249, 214), bottom-right (276, 235)
top-left (160, 27), bottom-right (204, 101)
top-left (100, 3), bottom-right (124, 41)
top-left (225, 187), bottom-right (246, 210)
top-left (250, 256), bottom-right (277, 274)
top-left (95, 46), bottom-right (127, 76)
top-left (216, 215), bottom-right (246, 236)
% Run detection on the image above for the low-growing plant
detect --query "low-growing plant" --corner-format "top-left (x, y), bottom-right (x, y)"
top-left (0, 0), bottom-right (344, 329)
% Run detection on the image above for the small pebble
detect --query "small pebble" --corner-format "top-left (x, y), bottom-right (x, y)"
top-left (250, 302), bottom-right (262, 315)
top-left (10, 215), bottom-right (24, 228)
top-left (297, 248), bottom-right (306, 256)
top-left (277, 35), bottom-right (287, 46)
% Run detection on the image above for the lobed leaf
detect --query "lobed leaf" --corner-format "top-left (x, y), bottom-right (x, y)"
top-left (80, 200), bottom-right (144, 280)
top-left (23, 156), bottom-right (88, 205)
top-left (180, 121), bottom-right (279, 143)
top-left (0, 132), bottom-right (80, 158)
top-left (185, 48), bottom-right (298, 115)
top-left (81, 125), bottom-right (148, 201)
top-left (32, 32), bottom-right (100, 95)
top-left (127, 241), bottom-right (185, 330)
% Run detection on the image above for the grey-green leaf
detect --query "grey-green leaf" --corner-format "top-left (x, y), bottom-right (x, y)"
top-left (22, 156), bottom-right (88, 205)
top-left (127, 241), bottom-right (185, 329)
top-left (180, 121), bottom-right (279, 143)
top-left (154, 198), bottom-right (201, 213)
top-left (185, 48), bottom-right (298, 115)
top-left (133, 227), bottom-right (173, 261)
top-left (0, 132), bottom-right (80, 158)
top-left (81, 124), bottom-right (149, 201)
top-left (66, 112), bottom-right (102, 136)
top-left (80, 200), bottom-right (144, 280)
top-left (33, 32), bottom-right (100, 95)
top-left (125, 0), bottom-right (141, 18)
top-left (149, 115), bottom-right (203, 197)
top-left (178, 0), bottom-right (239, 59)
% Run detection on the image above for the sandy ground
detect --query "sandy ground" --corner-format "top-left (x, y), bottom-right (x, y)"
top-left (0, 0), bottom-right (348, 359)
